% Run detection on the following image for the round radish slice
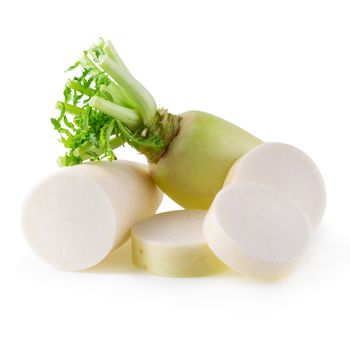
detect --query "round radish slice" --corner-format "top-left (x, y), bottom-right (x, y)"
top-left (224, 142), bottom-right (326, 228)
top-left (131, 210), bottom-right (227, 277)
top-left (21, 161), bottom-right (162, 271)
top-left (204, 183), bottom-right (313, 280)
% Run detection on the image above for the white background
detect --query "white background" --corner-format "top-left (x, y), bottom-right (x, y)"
top-left (1, 0), bottom-right (349, 349)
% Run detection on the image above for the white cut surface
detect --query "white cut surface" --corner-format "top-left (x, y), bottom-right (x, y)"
top-left (204, 183), bottom-right (313, 280)
top-left (21, 161), bottom-right (162, 271)
top-left (224, 142), bottom-right (326, 228)
top-left (131, 210), bottom-right (227, 277)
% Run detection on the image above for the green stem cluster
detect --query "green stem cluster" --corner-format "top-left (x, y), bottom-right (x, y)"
top-left (52, 38), bottom-right (181, 166)
top-left (86, 38), bottom-right (157, 127)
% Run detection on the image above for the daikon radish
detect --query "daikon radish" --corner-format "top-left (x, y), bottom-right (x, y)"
top-left (21, 161), bottom-right (162, 271)
top-left (52, 38), bottom-right (262, 210)
top-left (131, 210), bottom-right (227, 277)
top-left (224, 142), bottom-right (326, 228)
top-left (203, 183), bottom-right (312, 280)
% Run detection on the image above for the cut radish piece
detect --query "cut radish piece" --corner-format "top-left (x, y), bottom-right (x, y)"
top-left (21, 161), bottom-right (162, 271)
top-left (204, 183), bottom-right (313, 280)
top-left (131, 210), bottom-right (227, 277)
top-left (224, 142), bottom-right (326, 228)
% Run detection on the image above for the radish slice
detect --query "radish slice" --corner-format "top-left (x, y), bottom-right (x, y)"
top-left (131, 210), bottom-right (227, 277)
top-left (224, 142), bottom-right (326, 228)
top-left (203, 183), bottom-right (313, 280)
top-left (21, 161), bottom-right (162, 271)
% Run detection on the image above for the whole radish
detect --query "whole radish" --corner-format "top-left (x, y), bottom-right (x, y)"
top-left (52, 38), bottom-right (262, 209)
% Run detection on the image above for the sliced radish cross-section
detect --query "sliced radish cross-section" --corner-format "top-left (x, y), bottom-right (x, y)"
top-left (224, 142), bottom-right (326, 228)
top-left (204, 183), bottom-right (313, 280)
top-left (21, 161), bottom-right (162, 271)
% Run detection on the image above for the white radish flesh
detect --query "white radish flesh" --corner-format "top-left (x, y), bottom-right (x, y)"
top-left (204, 183), bottom-right (312, 280)
top-left (21, 161), bottom-right (162, 271)
top-left (131, 210), bottom-right (227, 277)
top-left (224, 142), bottom-right (326, 228)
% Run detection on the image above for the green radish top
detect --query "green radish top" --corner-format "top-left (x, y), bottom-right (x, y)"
top-left (51, 38), bottom-right (181, 166)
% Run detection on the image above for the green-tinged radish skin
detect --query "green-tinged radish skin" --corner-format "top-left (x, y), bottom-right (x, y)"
top-left (131, 210), bottom-right (227, 277)
top-left (224, 142), bottom-right (326, 228)
top-left (204, 183), bottom-right (312, 280)
top-left (149, 111), bottom-right (262, 209)
top-left (21, 161), bottom-right (162, 271)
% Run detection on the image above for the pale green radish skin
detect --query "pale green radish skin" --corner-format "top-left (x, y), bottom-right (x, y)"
top-left (132, 236), bottom-right (226, 277)
top-left (149, 111), bottom-right (263, 209)
top-left (131, 210), bottom-right (227, 277)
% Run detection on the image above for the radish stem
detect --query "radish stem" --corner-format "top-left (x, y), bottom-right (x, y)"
top-left (98, 55), bottom-right (156, 125)
top-left (55, 101), bottom-right (84, 116)
top-left (89, 96), bottom-right (140, 128)
top-left (103, 40), bottom-right (131, 74)
top-left (66, 80), bottom-right (94, 97)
